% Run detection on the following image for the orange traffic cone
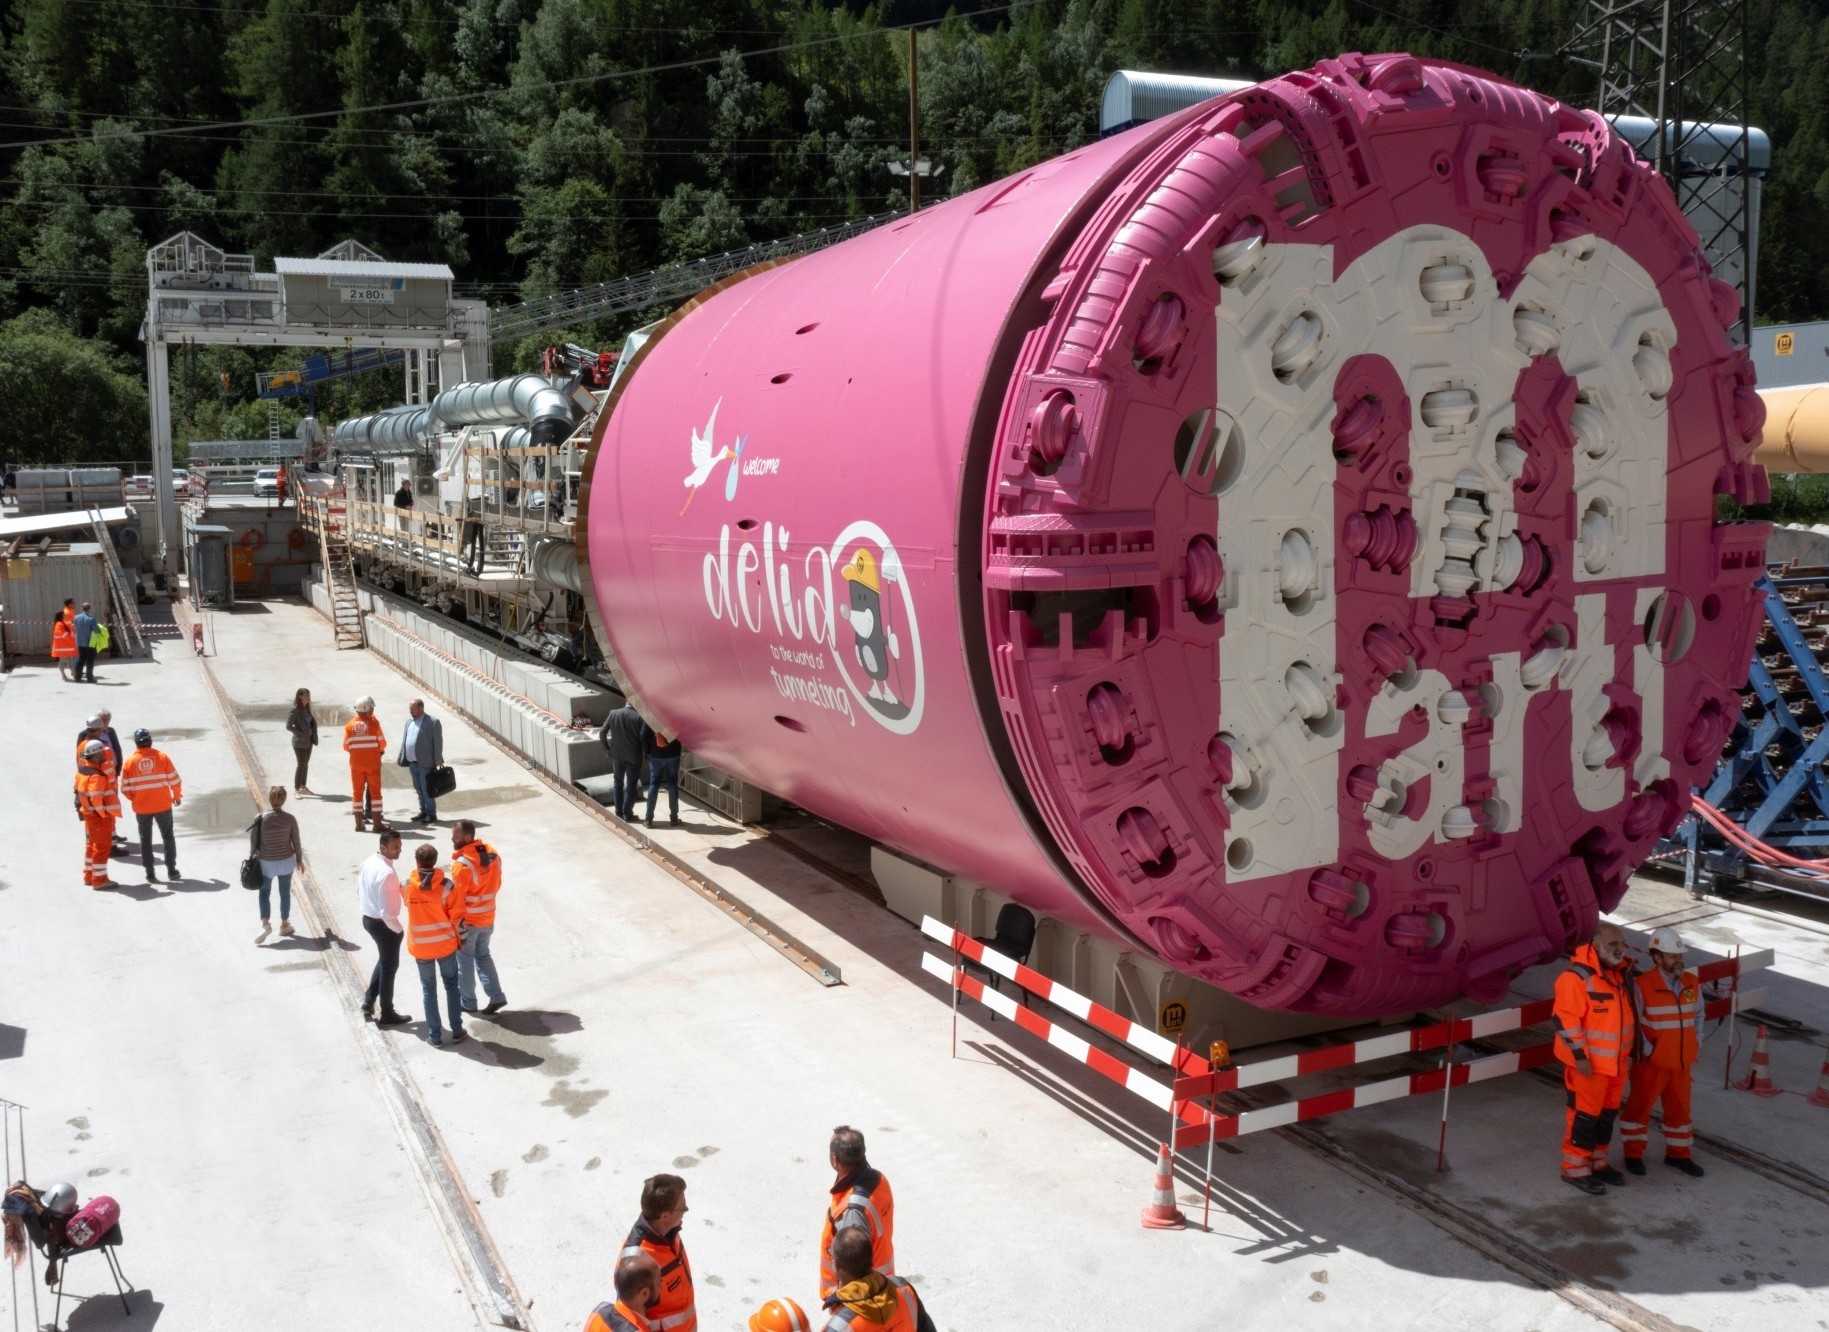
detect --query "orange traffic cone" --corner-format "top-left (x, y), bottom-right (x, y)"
top-left (1736, 1024), bottom-right (1783, 1098)
top-left (1140, 1142), bottom-right (1186, 1230)
top-left (1807, 1048), bottom-right (1829, 1109)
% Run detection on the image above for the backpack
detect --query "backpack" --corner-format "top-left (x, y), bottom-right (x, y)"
top-left (63, 1196), bottom-right (119, 1249)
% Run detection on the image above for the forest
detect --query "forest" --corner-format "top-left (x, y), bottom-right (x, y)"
top-left (2, 0), bottom-right (1828, 466)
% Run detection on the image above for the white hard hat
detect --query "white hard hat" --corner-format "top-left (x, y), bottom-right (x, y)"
top-left (85, 713), bottom-right (104, 728)
top-left (41, 1182), bottom-right (77, 1216)
top-left (82, 739), bottom-right (106, 758)
top-left (353, 695), bottom-right (375, 714)
top-left (1648, 926), bottom-right (1686, 956)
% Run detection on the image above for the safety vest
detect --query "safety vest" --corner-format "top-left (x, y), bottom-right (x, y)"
top-left (620, 1218), bottom-right (694, 1332)
top-left (120, 748), bottom-right (182, 815)
top-left (1634, 967), bottom-right (1702, 1070)
top-left (820, 1277), bottom-right (921, 1332)
top-left (343, 715), bottom-right (386, 758)
top-left (76, 769), bottom-right (120, 819)
top-left (74, 736), bottom-right (116, 789)
top-left (820, 1168), bottom-right (895, 1298)
top-left (51, 618), bottom-right (76, 659)
top-left (1552, 943), bottom-right (1636, 1076)
top-left (586, 1301), bottom-right (653, 1332)
top-left (451, 840), bottom-right (503, 928)
top-left (403, 867), bottom-right (459, 959)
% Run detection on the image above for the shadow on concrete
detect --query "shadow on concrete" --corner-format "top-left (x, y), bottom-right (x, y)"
top-left (63, 1288), bottom-right (162, 1328)
top-left (451, 1037), bottom-right (545, 1070)
top-left (0, 1023), bottom-right (23, 1060)
top-left (265, 932), bottom-right (360, 954)
top-left (109, 882), bottom-right (168, 903)
top-left (481, 1009), bottom-right (583, 1038)
top-left (164, 877), bottom-right (231, 894)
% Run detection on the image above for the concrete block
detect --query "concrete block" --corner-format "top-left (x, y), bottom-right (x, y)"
top-left (871, 846), bottom-right (951, 928)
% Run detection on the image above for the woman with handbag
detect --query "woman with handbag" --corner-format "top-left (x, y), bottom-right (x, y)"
top-left (286, 687), bottom-right (319, 795)
top-left (248, 786), bottom-right (304, 944)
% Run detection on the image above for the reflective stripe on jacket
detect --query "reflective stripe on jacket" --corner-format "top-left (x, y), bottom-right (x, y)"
top-left (452, 840), bottom-right (503, 928)
top-left (343, 715), bottom-right (386, 757)
top-left (585, 1301), bottom-right (652, 1332)
top-left (820, 1276), bottom-right (921, 1332)
top-left (73, 738), bottom-right (116, 790)
top-left (120, 748), bottom-right (182, 814)
top-left (1552, 943), bottom-right (1636, 1076)
top-left (403, 867), bottom-right (459, 959)
top-left (820, 1168), bottom-right (895, 1299)
top-left (1634, 967), bottom-right (1702, 1070)
top-left (619, 1218), bottom-right (694, 1332)
top-left (76, 769), bottom-right (120, 819)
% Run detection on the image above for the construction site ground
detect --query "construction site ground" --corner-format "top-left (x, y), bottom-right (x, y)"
top-left (3, 594), bottom-right (1827, 1330)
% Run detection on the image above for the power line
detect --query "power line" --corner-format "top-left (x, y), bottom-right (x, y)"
top-left (0, 2), bottom-right (1027, 153)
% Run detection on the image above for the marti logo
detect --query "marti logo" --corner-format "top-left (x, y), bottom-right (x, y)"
top-left (685, 405), bottom-right (924, 734)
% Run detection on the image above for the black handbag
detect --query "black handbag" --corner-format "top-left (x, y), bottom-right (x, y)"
top-left (427, 764), bottom-right (457, 799)
top-left (240, 817), bottom-right (264, 890)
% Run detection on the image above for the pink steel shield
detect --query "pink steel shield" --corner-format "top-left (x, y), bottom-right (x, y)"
top-left (583, 54), bottom-right (1768, 1014)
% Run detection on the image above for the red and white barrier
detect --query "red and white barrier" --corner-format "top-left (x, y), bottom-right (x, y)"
top-left (924, 911), bottom-right (1773, 1143)
top-left (919, 917), bottom-right (1194, 1071)
top-left (918, 952), bottom-right (1185, 1114)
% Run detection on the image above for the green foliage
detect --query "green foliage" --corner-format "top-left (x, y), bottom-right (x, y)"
top-left (0, 309), bottom-right (148, 465)
top-left (2, 0), bottom-right (1828, 464)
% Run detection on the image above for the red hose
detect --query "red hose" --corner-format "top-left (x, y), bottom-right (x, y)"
top-left (1690, 795), bottom-right (1829, 873)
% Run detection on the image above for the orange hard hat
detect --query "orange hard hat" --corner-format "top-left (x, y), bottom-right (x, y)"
top-left (748, 1298), bottom-right (811, 1332)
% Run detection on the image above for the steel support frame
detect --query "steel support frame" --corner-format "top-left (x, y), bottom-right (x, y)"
top-left (1572, 0), bottom-right (1756, 339)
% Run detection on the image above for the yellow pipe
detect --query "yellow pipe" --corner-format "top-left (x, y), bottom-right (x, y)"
top-left (1755, 384), bottom-right (1829, 474)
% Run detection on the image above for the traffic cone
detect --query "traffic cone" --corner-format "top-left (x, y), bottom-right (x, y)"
top-left (1736, 1024), bottom-right (1783, 1097)
top-left (1807, 1048), bottom-right (1829, 1109)
top-left (1139, 1142), bottom-right (1186, 1230)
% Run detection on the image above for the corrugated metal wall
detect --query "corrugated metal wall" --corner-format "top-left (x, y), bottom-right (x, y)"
top-left (0, 548), bottom-right (108, 656)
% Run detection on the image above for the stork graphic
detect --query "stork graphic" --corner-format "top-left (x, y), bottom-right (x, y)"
top-left (681, 400), bottom-right (732, 515)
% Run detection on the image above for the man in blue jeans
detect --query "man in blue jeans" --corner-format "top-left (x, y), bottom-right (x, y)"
top-left (72, 601), bottom-right (99, 682)
top-left (450, 819), bottom-right (508, 1015)
top-left (395, 697), bottom-right (445, 824)
top-left (643, 724), bottom-right (683, 828)
top-left (598, 701), bottom-right (646, 822)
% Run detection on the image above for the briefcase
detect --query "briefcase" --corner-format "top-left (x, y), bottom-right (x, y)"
top-left (427, 764), bottom-right (457, 799)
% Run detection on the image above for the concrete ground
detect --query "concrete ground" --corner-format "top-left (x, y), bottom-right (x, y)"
top-left (5, 592), bottom-right (1827, 1329)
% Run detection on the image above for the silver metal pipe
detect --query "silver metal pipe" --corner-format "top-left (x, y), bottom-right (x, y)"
top-left (525, 537), bottom-right (582, 593)
top-left (431, 374), bottom-right (575, 444)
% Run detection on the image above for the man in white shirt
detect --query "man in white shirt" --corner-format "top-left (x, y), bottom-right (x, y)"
top-left (358, 830), bottom-right (412, 1025)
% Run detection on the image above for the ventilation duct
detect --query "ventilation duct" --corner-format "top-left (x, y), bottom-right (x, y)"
top-left (431, 374), bottom-right (575, 445)
top-left (525, 538), bottom-right (582, 593)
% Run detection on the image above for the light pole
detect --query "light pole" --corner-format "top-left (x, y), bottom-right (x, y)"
top-left (886, 157), bottom-right (945, 208)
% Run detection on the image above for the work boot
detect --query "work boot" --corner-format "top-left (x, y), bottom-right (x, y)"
top-left (168, 865), bottom-right (180, 880)
top-left (1665, 1157), bottom-right (1705, 1178)
top-left (1564, 1174), bottom-right (1606, 1195)
top-left (145, 869), bottom-right (158, 883)
top-left (1592, 1165), bottom-right (1627, 1187)
top-left (354, 816), bottom-right (368, 832)
top-left (376, 1011), bottom-right (412, 1026)
top-left (1624, 1158), bottom-right (1646, 1176)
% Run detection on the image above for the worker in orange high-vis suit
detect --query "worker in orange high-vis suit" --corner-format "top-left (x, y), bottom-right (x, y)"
top-left (1553, 921), bottom-right (1637, 1194)
top-left (620, 1173), bottom-right (695, 1332)
top-left (587, 1253), bottom-right (662, 1332)
top-left (450, 819), bottom-right (508, 1014)
top-left (119, 727), bottom-right (183, 883)
top-left (1620, 927), bottom-right (1707, 1179)
top-left (343, 695), bottom-right (388, 833)
top-left (75, 740), bottom-right (120, 889)
top-left (402, 843), bottom-right (465, 1047)
top-left (820, 1126), bottom-right (894, 1300)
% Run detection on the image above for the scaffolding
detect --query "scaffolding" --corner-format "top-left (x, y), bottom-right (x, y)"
top-left (1569, 0), bottom-right (1761, 339)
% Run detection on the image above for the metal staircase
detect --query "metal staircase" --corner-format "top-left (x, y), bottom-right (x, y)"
top-left (87, 511), bottom-right (148, 659)
top-left (315, 492), bottom-right (366, 650)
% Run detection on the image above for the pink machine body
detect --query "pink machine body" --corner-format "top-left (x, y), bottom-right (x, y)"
top-left (582, 54), bottom-right (1769, 1015)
